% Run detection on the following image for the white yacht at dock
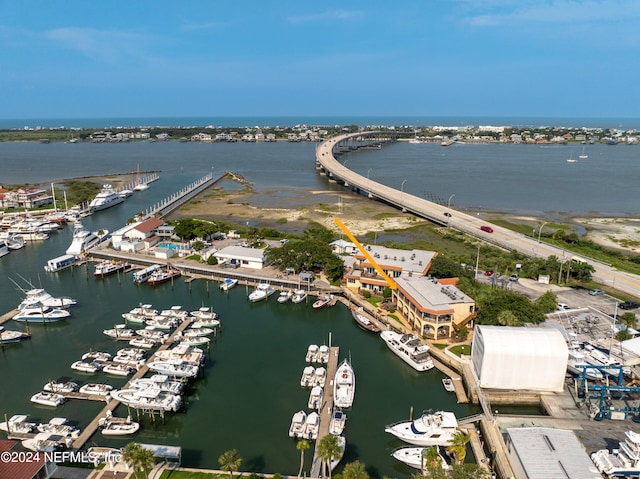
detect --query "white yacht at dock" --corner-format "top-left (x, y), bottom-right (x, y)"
top-left (592, 430), bottom-right (640, 477)
top-left (66, 221), bottom-right (106, 256)
top-left (333, 358), bottom-right (356, 409)
top-left (385, 410), bottom-right (458, 446)
top-left (89, 184), bottom-right (125, 212)
top-left (380, 330), bottom-right (435, 372)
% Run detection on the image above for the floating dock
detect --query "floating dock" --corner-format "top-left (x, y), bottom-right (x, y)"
top-left (310, 346), bottom-right (339, 478)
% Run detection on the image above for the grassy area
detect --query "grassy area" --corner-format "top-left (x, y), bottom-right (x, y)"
top-left (159, 470), bottom-right (223, 479)
top-left (448, 344), bottom-right (471, 357)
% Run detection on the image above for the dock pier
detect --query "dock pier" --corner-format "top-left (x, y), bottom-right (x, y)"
top-left (310, 346), bottom-right (339, 478)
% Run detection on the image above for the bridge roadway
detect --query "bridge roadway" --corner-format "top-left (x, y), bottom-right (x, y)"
top-left (316, 133), bottom-right (640, 299)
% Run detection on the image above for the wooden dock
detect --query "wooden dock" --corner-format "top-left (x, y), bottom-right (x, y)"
top-left (310, 346), bottom-right (339, 478)
top-left (71, 317), bottom-right (194, 450)
top-left (0, 309), bottom-right (18, 326)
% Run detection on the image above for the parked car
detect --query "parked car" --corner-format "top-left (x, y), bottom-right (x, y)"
top-left (557, 303), bottom-right (571, 310)
top-left (444, 212), bottom-right (452, 217)
top-left (619, 301), bottom-right (640, 310)
top-left (484, 270), bottom-right (493, 276)
top-left (589, 289), bottom-right (604, 296)
top-left (480, 225), bottom-right (493, 233)
top-left (509, 274), bottom-right (519, 281)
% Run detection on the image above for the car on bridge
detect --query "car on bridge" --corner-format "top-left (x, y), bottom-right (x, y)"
top-left (480, 225), bottom-right (494, 233)
top-left (444, 212), bottom-right (452, 217)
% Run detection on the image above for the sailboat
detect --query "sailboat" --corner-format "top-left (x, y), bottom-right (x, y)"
top-left (579, 145), bottom-right (588, 159)
top-left (567, 151), bottom-right (577, 163)
top-left (133, 165), bottom-right (149, 191)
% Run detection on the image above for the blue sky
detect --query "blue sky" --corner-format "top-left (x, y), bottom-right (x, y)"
top-left (1, 0), bottom-right (638, 119)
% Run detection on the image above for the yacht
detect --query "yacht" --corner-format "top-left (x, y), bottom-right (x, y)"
top-left (147, 358), bottom-right (200, 378)
top-left (380, 331), bottom-right (435, 372)
top-left (308, 385), bottom-right (324, 410)
top-left (567, 347), bottom-right (604, 381)
top-left (129, 375), bottom-right (185, 394)
top-left (89, 184), bottom-right (125, 212)
top-left (13, 306), bottom-right (71, 323)
top-left (110, 388), bottom-right (182, 412)
top-left (220, 278), bottom-right (238, 291)
top-left (94, 260), bottom-right (127, 278)
top-left (592, 430), bottom-right (640, 477)
top-left (22, 432), bottom-right (68, 452)
top-left (66, 222), bottom-right (107, 256)
top-left (18, 288), bottom-right (76, 309)
top-left (248, 282), bottom-right (276, 302)
top-left (291, 289), bottom-right (307, 304)
top-left (385, 410), bottom-right (458, 446)
top-left (147, 267), bottom-right (182, 286)
top-left (0, 414), bottom-right (37, 434)
top-left (99, 414), bottom-right (140, 436)
top-left (391, 446), bottom-right (452, 471)
top-left (0, 326), bottom-right (30, 344)
top-left (334, 359), bottom-right (356, 409)
top-left (37, 417), bottom-right (80, 438)
top-left (312, 294), bottom-right (332, 309)
top-left (583, 343), bottom-right (625, 377)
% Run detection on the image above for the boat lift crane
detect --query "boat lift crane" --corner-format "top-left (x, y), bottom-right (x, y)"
top-left (334, 217), bottom-right (396, 290)
top-left (575, 365), bottom-right (640, 421)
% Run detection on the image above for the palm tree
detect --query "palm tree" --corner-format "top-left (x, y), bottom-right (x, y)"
top-left (122, 442), bottom-right (155, 479)
top-left (317, 434), bottom-right (341, 479)
top-left (447, 431), bottom-right (471, 465)
top-left (218, 449), bottom-right (242, 479)
top-left (340, 460), bottom-right (370, 479)
top-left (297, 439), bottom-right (310, 477)
top-left (421, 446), bottom-right (442, 472)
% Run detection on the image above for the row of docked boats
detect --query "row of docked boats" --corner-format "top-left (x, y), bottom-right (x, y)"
top-left (247, 281), bottom-right (312, 305)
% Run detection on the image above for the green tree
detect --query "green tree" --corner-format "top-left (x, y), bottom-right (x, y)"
top-left (218, 449), bottom-right (242, 479)
top-left (447, 431), bottom-right (471, 465)
top-left (534, 290), bottom-right (558, 313)
top-left (496, 310), bottom-right (521, 327)
top-left (619, 312), bottom-right (637, 330)
top-left (338, 460), bottom-right (369, 479)
top-left (122, 443), bottom-right (155, 479)
top-left (422, 446), bottom-right (442, 471)
top-left (297, 439), bottom-right (310, 477)
top-left (317, 434), bottom-right (342, 479)
top-left (192, 240), bottom-right (204, 251)
top-left (476, 289), bottom-right (546, 325)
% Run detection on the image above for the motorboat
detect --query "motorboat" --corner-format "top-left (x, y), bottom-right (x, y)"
top-left (391, 446), bottom-right (452, 471)
top-left (385, 410), bottom-right (459, 446)
top-left (0, 326), bottom-right (30, 344)
top-left (18, 288), bottom-right (76, 309)
top-left (30, 391), bottom-right (66, 407)
top-left (173, 335), bottom-right (211, 347)
top-left (190, 307), bottom-right (219, 321)
top-left (94, 260), bottom-right (127, 278)
top-left (22, 432), bottom-right (68, 452)
top-left (305, 344), bottom-right (319, 363)
top-left (311, 367), bottom-right (327, 387)
top-left (37, 417), bottom-right (80, 438)
top-left (277, 290), bottom-right (293, 303)
top-left (147, 359), bottom-right (199, 378)
top-left (129, 337), bottom-right (158, 349)
top-left (79, 383), bottom-right (113, 397)
top-left (380, 330), bottom-right (435, 372)
top-left (308, 385), bottom-right (324, 410)
top-left (43, 378), bottom-right (79, 394)
top-left (567, 347), bottom-right (604, 381)
top-left (329, 409), bottom-right (347, 436)
top-left (0, 414), bottom-right (37, 434)
top-left (316, 345), bottom-right (330, 364)
top-left (583, 343), bottom-right (625, 377)
top-left (65, 222), bottom-right (105, 256)
top-left (300, 365), bottom-right (315, 387)
top-left (5, 234), bottom-right (25, 250)
top-left (13, 306), bottom-right (70, 323)
top-left (289, 410), bottom-right (307, 438)
top-left (291, 289), bottom-right (307, 304)
top-left (132, 264), bottom-right (162, 283)
top-left (137, 327), bottom-right (169, 343)
top-left (153, 344), bottom-right (205, 366)
top-left (89, 184), bottom-right (125, 212)
top-left (102, 362), bottom-right (135, 377)
top-left (147, 267), bottom-right (182, 286)
top-left (592, 430), bottom-right (640, 477)
top-left (0, 239), bottom-right (8, 258)
top-left (334, 359), bottom-right (356, 409)
top-left (129, 375), bottom-right (185, 394)
top-left (145, 316), bottom-right (179, 330)
top-left (71, 359), bottom-right (103, 374)
top-left (220, 278), bottom-right (238, 291)
top-left (248, 282), bottom-right (276, 302)
top-left (312, 294), bottom-right (332, 309)
top-left (329, 436), bottom-right (346, 472)
top-left (181, 327), bottom-right (215, 337)
top-left (110, 388), bottom-right (182, 412)
top-left (351, 307), bottom-right (381, 333)
top-left (159, 305), bottom-right (189, 320)
top-left (99, 413), bottom-right (140, 436)
top-left (126, 304), bottom-right (158, 317)
top-left (103, 325), bottom-right (136, 339)
top-left (118, 189), bottom-right (133, 198)
top-left (304, 411), bottom-right (320, 440)
top-left (44, 254), bottom-right (76, 273)
top-left (82, 351), bottom-right (113, 363)
top-left (192, 318), bottom-right (221, 329)
top-left (442, 378), bottom-right (456, 392)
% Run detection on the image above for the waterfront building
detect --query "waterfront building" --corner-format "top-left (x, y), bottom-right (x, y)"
top-left (213, 245), bottom-right (267, 270)
top-left (0, 187), bottom-right (53, 209)
top-left (393, 275), bottom-right (476, 340)
top-left (330, 239), bottom-right (357, 255)
top-left (111, 217), bottom-right (166, 252)
top-left (0, 439), bottom-right (54, 478)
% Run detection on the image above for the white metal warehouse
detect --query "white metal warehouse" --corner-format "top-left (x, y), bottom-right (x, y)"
top-left (471, 325), bottom-right (568, 392)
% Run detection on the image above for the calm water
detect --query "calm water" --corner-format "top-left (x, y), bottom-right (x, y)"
top-left (1, 137), bottom-right (638, 475)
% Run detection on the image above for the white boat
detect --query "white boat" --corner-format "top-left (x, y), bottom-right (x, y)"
top-left (567, 347), bottom-right (604, 381)
top-left (132, 264), bottom-right (162, 283)
top-left (248, 282), bottom-right (276, 302)
top-left (182, 327), bottom-right (215, 337)
top-left (289, 410), bottom-right (307, 438)
top-left (305, 344), bottom-right (319, 363)
top-left (13, 306), bottom-right (71, 323)
top-left (291, 289), bottom-right (307, 304)
top-left (567, 151), bottom-right (577, 163)
top-left (126, 304), bottom-right (158, 317)
top-left (147, 267), bottom-right (182, 286)
top-left (110, 388), bottom-right (182, 412)
top-left (99, 414), bottom-right (140, 436)
top-left (583, 343), bottom-right (624, 377)
top-left (312, 367), bottom-right (327, 387)
top-left (380, 331), bottom-right (435, 372)
top-left (71, 359), bottom-right (103, 373)
top-left (94, 260), bottom-right (127, 277)
top-left (22, 432), bottom-right (68, 452)
top-left (103, 325), bottom-right (136, 339)
top-left (329, 409), bottom-right (347, 436)
top-left (0, 239), bottom-right (9, 257)
top-left (147, 359), bottom-right (199, 378)
top-left (0, 414), bottom-right (37, 434)
top-left (0, 326), bottom-right (30, 344)
top-left (316, 345), bottom-right (330, 364)
top-left (330, 436), bottom-right (346, 472)
top-left (137, 327), bottom-right (169, 342)
top-left (592, 430), bottom-right (640, 477)
top-left (192, 318), bottom-right (221, 329)
top-left (145, 316), bottom-right (179, 330)
top-left (133, 166), bottom-right (149, 191)
top-left (44, 254), bottom-right (76, 273)
top-left (5, 234), bottom-right (25, 250)
top-left (190, 307), bottom-right (219, 321)
top-left (159, 305), bottom-right (190, 320)
top-left (102, 362), bottom-right (135, 377)
top-left (173, 335), bottom-right (211, 347)
top-left (43, 378), bottom-right (79, 393)
top-left (385, 410), bottom-right (458, 446)
top-left (300, 365), bottom-right (315, 387)
top-left (30, 391), bottom-right (66, 407)
top-left (65, 222), bottom-right (105, 256)
top-left (391, 446), bottom-right (452, 471)
top-left (334, 359), bottom-right (356, 409)
top-left (351, 307), bottom-right (381, 333)
top-left (442, 378), bottom-right (455, 392)
top-left (18, 288), bottom-right (76, 309)
top-left (37, 417), bottom-right (80, 438)
top-left (79, 383), bottom-right (113, 397)
top-left (82, 351), bottom-right (113, 362)
top-left (129, 337), bottom-right (158, 349)
top-left (129, 375), bottom-right (185, 394)
top-left (304, 411), bottom-right (320, 440)
top-left (89, 184), bottom-right (125, 212)
top-left (312, 294), bottom-right (332, 309)
top-left (220, 278), bottom-right (238, 291)
top-left (579, 145), bottom-right (588, 159)
top-left (118, 189), bottom-right (133, 198)
top-left (277, 290), bottom-right (293, 303)
top-left (308, 385), bottom-right (324, 410)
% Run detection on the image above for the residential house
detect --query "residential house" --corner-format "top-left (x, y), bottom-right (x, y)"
top-left (213, 245), bottom-right (267, 270)
top-left (0, 187), bottom-right (53, 209)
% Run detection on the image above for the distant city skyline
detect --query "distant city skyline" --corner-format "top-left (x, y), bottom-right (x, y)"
top-left (2, 0), bottom-right (638, 119)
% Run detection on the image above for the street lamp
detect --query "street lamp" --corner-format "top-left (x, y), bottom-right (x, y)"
top-left (447, 194), bottom-right (455, 208)
top-left (367, 168), bottom-right (372, 179)
top-left (537, 221), bottom-right (548, 243)
top-left (401, 179), bottom-right (407, 192)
